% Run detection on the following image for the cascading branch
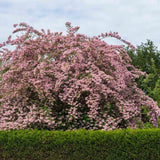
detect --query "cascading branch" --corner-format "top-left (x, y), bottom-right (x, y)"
top-left (0, 22), bottom-right (160, 131)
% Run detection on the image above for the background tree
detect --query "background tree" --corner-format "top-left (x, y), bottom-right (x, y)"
top-left (127, 40), bottom-right (160, 107)
top-left (128, 40), bottom-right (160, 74)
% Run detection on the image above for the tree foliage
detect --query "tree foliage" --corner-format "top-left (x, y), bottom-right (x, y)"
top-left (127, 40), bottom-right (160, 107)
top-left (128, 40), bottom-right (160, 74)
top-left (0, 23), bottom-right (159, 131)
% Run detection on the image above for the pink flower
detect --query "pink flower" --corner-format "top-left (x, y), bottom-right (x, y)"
top-left (0, 21), bottom-right (159, 131)
top-left (65, 22), bottom-right (71, 26)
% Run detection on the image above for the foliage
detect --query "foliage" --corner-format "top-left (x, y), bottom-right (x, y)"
top-left (127, 40), bottom-right (160, 74)
top-left (0, 22), bottom-right (160, 131)
top-left (1, 129), bottom-right (160, 159)
top-left (127, 40), bottom-right (160, 107)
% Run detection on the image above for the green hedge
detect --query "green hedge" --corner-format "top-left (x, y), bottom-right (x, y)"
top-left (0, 128), bottom-right (160, 160)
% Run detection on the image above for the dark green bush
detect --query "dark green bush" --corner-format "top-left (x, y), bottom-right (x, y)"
top-left (0, 128), bottom-right (160, 160)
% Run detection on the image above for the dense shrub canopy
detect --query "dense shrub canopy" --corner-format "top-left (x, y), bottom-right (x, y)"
top-left (0, 22), bottom-right (160, 131)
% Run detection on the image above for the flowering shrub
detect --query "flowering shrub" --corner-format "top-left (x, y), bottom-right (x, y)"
top-left (0, 22), bottom-right (160, 131)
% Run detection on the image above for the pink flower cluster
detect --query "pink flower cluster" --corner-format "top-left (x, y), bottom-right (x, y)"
top-left (0, 22), bottom-right (159, 131)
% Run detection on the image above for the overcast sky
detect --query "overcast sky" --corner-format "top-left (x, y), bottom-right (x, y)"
top-left (0, 0), bottom-right (160, 50)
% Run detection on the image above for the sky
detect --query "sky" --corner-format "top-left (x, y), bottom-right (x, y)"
top-left (0, 0), bottom-right (160, 50)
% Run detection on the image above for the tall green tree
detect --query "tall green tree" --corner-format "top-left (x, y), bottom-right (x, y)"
top-left (127, 40), bottom-right (160, 106)
top-left (128, 39), bottom-right (160, 74)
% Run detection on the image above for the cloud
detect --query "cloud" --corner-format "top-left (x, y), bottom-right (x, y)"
top-left (0, 0), bottom-right (160, 50)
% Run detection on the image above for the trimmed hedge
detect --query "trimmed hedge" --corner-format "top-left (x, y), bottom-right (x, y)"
top-left (0, 128), bottom-right (160, 160)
